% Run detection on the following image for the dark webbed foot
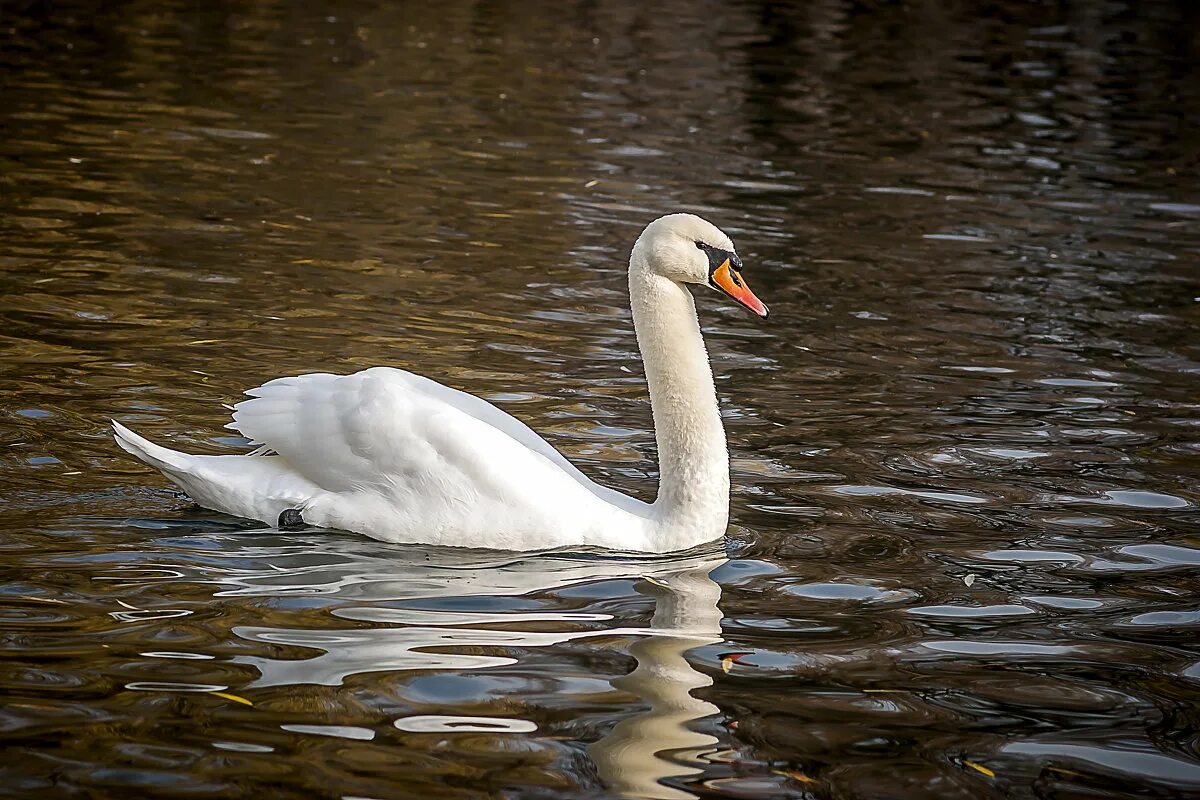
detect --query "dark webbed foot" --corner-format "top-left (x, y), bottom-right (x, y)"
top-left (277, 508), bottom-right (305, 530)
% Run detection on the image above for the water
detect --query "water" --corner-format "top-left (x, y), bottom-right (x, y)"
top-left (2, 0), bottom-right (1199, 797)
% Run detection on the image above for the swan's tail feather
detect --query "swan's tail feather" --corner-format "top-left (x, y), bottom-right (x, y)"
top-left (112, 420), bottom-right (318, 527)
top-left (111, 421), bottom-right (193, 475)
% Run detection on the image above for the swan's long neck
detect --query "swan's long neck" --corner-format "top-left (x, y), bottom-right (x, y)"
top-left (629, 248), bottom-right (729, 536)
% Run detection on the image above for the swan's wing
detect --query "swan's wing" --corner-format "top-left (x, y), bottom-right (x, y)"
top-left (225, 367), bottom-right (603, 497)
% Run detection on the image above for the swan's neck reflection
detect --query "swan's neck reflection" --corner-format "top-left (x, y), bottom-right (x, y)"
top-left (590, 561), bottom-right (725, 799)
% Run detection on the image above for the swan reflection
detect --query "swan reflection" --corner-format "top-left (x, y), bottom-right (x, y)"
top-left (588, 559), bottom-right (726, 799)
top-left (214, 536), bottom-right (727, 798)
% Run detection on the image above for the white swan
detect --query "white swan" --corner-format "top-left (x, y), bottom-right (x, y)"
top-left (112, 213), bottom-right (769, 553)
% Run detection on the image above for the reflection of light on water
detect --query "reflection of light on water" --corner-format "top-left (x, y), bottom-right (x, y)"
top-left (221, 542), bottom-right (727, 797)
top-left (280, 723), bottom-right (376, 740)
top-left (126, 681), bottom-right (227, 692)
top-left (394, 715), bottom-right (538, 733)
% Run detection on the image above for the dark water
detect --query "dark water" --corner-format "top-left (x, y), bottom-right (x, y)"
top-left (2, 0), bottom-right (1200, 797)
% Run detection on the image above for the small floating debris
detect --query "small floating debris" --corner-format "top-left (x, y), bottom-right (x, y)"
top-left (771, 769), bottom-right (817, 784)
top-left (208, 691), bottom-right (253, 707)
top-left (963, 760), bottom-right (995, 778)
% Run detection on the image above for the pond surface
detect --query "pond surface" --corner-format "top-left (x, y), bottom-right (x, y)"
top-left (2, 0), bottom-right (1199, 797)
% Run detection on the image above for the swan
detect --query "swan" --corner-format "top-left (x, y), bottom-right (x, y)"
top-left (112, 213), bottom-right (769, 553)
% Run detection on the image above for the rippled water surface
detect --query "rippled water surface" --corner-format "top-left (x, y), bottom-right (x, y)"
top-left (3, 1), bottom-right (1200, 797)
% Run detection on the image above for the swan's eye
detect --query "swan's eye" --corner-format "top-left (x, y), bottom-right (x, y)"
top-left (695, 241), bottom-right (705, 250)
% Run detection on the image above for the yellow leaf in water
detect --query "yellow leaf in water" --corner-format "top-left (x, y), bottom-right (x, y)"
top-left (963, 760), bottom-right (995, 778)
top-left (721, 657), bottom-right (733, 673)
top-left (208, 691), bottom-right (253, 707)
top-left (771, 769), bottom-right (816, 784)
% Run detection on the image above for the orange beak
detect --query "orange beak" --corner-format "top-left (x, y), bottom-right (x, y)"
top-left (711, 259), bottom-right (768, 318)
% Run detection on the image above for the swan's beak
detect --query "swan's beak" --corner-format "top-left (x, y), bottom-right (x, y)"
top-left (710, 259), bottom-right (769, 318)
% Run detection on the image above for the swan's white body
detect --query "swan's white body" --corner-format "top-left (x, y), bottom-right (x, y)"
top-left (113, 214), bottom-right (768, 553)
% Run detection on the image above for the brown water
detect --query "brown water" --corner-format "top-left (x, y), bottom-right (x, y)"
top-left (3, 0), bottom-right (1200, 797)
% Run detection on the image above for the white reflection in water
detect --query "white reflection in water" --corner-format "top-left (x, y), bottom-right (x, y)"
top-left (225, 542), bottom-right (727, 799)
top-left (394, 715), bottom-right (538, 733)
top-left (588, 562), bottom-right (725, 800)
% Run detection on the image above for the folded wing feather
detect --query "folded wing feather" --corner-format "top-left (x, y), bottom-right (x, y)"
top-left (226, 367), bottom-right (605, 497)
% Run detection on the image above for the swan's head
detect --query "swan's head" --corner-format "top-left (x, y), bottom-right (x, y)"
top-left (634, 213), bottom-right (768, 318)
